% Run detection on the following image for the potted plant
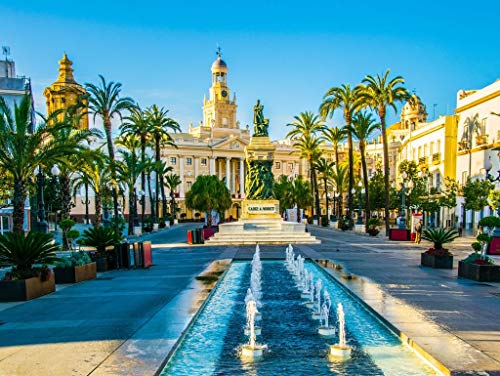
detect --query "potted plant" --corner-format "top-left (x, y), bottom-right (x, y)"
top-left (338, 218), bottom-right (350, 231)
top-left (0, 232), bottom-right (59, 301)
top-left (420, 228), bottom-right (458, 269)
top-left (458, 216), bottom-right (500, 281)
top-left (180, 213), bottom-right (187, 222)
top-left (78, 226), bottom-right (122, 272)
top-left (159, 217), bottom-right (166, 229)
top-left (194, 212), bottom-right (201, 222)
top-left (366, 218), bottom-right (381, 236)
top-left (143, 217), bottom-right (153, 232)
top-left (321, 215), bottom-right (329, 227)
top-left (53, 251), bottom-right (96, 284)
top-left (59, 218), bottom-right (78, 250)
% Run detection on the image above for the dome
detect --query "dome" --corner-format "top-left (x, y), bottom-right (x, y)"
top-left (211, 56), bottom-right (227, 71)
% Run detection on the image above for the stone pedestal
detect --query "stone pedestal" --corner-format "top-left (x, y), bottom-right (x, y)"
top-left (241, 199), bottom-right (281, 220)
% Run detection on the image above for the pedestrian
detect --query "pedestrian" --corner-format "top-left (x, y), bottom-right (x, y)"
top-left (414, 220), bottom-right (422, 244)
top-left (458, 225), bottom-right (463, 237)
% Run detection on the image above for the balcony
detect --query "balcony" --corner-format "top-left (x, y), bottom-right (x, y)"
top-left (432, 152), bottom-right (441, 165)
top-left (418, 156), bottom-right (427, 165)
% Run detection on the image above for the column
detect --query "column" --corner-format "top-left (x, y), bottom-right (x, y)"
top-left (179, 155), bottom-right (185, 198)
top-left (193, 156), bottom-right (198, 177)
top-left (239, 158), bottom-right (245, 197)
top-left (231, 160), bottom-right (236, 194)
top-left (226, 157), bottom-right (231, 190)
top-left (210, 157), bottom-right (216, 175)
top-left (218, 158), bottom-right (223, 180)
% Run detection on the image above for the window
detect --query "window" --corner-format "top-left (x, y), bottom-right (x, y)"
top-left (288, 163), bottom-right (294, 172)
top-left (275, 162), bottom-right (281, 170)
top-left (186, 157), bottom-right (192, 166)
top-left (170, 157), bottom-right (177, 165)
top-left (222, 118), bottom-right (228, 126)
top-left (436, 140), bottom-right (441, 154)
top-left (187, 181), bottom-right (192, 190)
top-left (462, 171), bottom-right (468, 186)
top-left (201, 158), bottom-right (207, 166)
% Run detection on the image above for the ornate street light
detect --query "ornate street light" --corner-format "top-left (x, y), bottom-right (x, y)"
top-left (36, 165), bottom-right (48, 233)
top-left (356, 181), bottom-right (364, 225)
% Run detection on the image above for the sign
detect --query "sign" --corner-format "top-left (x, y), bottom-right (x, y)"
top-left (247, 203), bottom-right (278, 214)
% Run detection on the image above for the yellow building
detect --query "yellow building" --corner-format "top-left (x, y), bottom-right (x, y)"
top-left (43, 53), bottom-right (88, 129)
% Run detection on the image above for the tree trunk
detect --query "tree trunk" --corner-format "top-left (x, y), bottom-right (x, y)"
top-left (324, 177), bottom-right (329, 219)
top-left (13, 179), bottom-right (27, 234)
top-left (154, 137), bottom-right (161, 223)
top-left (94, 193), bottom-right (102, 228)
top-left (147, 172), bottom-right (155, 221)
top-left (128, 189), bottom-right (134, 236)
top-left (379, 108), bottom-right (391, 236)
top-left (141, 139), bottom-right (146, 226)
top-left (104, 118), bottom-right (120, 232)
top-left (360, 141), bottom-right (371, 228)
top-left (347, 128), bottom-right (354, 227)
top-left (160, 178), bottom-right (167, 220)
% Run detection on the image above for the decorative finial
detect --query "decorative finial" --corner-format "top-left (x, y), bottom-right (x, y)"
top-left (216, 45), bottom-right (222, 58)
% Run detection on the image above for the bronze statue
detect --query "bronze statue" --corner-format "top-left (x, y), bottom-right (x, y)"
top-left (245, 100), bottom-right (274, 199)
top-left (252, 99), bottom-right (269, 137)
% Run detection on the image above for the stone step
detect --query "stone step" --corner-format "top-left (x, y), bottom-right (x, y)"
top-left (205, 233), bottom-right (321, 245)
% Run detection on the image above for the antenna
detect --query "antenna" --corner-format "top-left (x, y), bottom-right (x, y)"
top-left (2, 46), bottom-right (10, 77)
top-left (432, 104), bottom-right (437, 120)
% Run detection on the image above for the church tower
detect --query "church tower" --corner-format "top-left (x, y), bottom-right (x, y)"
top-left (202, 49), bottom-right (238, 132)
top-left (44, 54), bottom-right (88, 129)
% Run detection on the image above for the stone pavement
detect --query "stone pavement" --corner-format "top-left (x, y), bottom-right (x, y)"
top-left (0, 223), bottom-right (499, 375)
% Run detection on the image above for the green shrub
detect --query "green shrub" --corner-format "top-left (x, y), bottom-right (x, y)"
top-left (55, 251), bottom-right (92, 268)
top-left (0, 232), bottom-right (61, 280)
top-left (78, 226), bottom-right (122, 252)
top-left (421, 228), bottom-right (458, 250)
top-left (321, 215), bottom-right (329, 227)
top-left (367, 217), bottom-right (381, 229)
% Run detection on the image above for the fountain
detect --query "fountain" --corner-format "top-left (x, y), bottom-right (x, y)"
top-left (318, 291), bottom-right (336, 336)
top-left (241, 300), bottom-right (266, 359)
top-left (300, 270), bottom-right (311, 299)
top-left (329, 302), bottom-right (352, 360)
top-left (244, 291), bottom-right (262, 336)
top-left (305, 278), bottom-right (315, 309)
top-left (311, 279), bottom-right (323, 319)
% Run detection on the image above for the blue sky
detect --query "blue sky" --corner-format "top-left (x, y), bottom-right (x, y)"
top-left (2, 0), bottom-right (500, 140)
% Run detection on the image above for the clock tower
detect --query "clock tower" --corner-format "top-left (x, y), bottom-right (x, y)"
top-left (202, 49), bottom-right (237, 131)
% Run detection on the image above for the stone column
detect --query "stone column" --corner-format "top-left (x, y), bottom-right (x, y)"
top-left (179, 155), bottom-right (185, 198)
top-left (239, 158), bottom-right (245, 197)
top-left (193, 156), bottom-right (198, 178)
top-left (209, 157), bottom-right (215, 175)
top-left (218, 158), bottom-right (223, 180)
top-left (231, 160), bottom-right (236, 194)
top-left (226, 157), bottom-right (231, 190)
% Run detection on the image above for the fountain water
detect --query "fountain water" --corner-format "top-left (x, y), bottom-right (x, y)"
top-left (300, 270), bottom-right (311, 298)
top-left (305, 278), bottom-right (315, 309)
top-left (311, 279), bottom-right (323, 319)
top-left (329, 302), bottom-right (352, 360)
top-left (241, 299), bottom-right (266, 359)
top-left (318, 291), bottom-right (336, 336)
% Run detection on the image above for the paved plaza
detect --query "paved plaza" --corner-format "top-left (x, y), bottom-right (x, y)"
top-left (0, 223), bottom-right (499, 375)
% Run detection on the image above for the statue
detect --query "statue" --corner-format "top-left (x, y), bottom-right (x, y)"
top-left (245, 100), bottom-right (274, 199)
top-left (253, 99), bottom-right (269, 137)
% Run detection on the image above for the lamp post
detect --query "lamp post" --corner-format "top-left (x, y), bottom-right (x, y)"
top-left (36, 166), bottom-right (48, 233)
top-left (484, 152), bottom-right (500, 241)
top-left (356, 181), bottom-right (364, 225)
top-left (81, 182), bottom-right (91, 225)
top-left (50, 165), bottom-right (60, 231)
top-left (398, 172), bottom-right (408, 229)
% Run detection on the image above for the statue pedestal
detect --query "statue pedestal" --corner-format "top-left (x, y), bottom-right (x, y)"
top-left (241, 199), bottom-right (281, 220)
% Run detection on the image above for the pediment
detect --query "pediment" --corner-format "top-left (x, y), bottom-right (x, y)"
top-left (212, 136), bottom-right (249, 150)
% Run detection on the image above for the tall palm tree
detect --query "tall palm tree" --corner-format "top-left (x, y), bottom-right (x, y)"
top-left (346, 112), bottom-right (380, 225)
top-left (115, 149), bottom-right (148, 235)
top-left (144, 105), bottom-right (180, 221)
top-left (320, 84), bottom-right (361, 227)
top-left (286, 111), bottom-right (325, 220)
top-left (0, 95), bottom-right (77, 234)
top-left (164, 173), bottom-right (182, 222)
top-left (314, 157), bottom-right (335, 220)
top-left (322, 126), bottom-right (346, 167)
top-left (331, 165), bottom-right (348, 218)
top-left (85, 75), bottom-right (134, 228)
top-left (120, 105), bottom-right (151, 224)
top-left (356, 70), bottom-right (410, 235)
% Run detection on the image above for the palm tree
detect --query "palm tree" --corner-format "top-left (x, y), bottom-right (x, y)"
top-left (292, 176), bottom-right (313, 222)
top-left (144, 105), bottom-right (180, 221)
top-left (314, 157), bottom-right (335, 220)
top-left (346, 112), bottom-right (380, 225)
top-left (356, 70), bottom-right (410, 235)
top-left (85, 75), bottom-right (134, 228)
top-left (0, 95), bottom-right (77, 234)
top-left (120, 105), bottom-right (151, 224)
top-left (320, 84), bottom-right (361, 227)
top-left (322, 126), bottom-right (346, 167)
top-left (331, 165), bottom-right (348, 218)
top-left (164, 173), bottom-right (182, 222)
top-left (72, 149), bottom-right (109, 228)
top-left (286, 111), bottom-right (325, 221)
top-left (115, 149), bottom-right (148, 235)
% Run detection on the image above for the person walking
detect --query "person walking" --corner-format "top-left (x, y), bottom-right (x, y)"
top-left (414, 220), bottom-right (422, 244)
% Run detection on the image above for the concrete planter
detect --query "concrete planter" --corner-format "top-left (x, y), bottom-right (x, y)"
top-left (54, 262), bottom-right (97, 284)
top-left (153, 223), bottom-right (159, 231)
top-left (0, 273), bottom-right (55, 302)
top-left (458, 261), bottom-right (500, 282)
top-left (421, 253), bottom-right (453, 269)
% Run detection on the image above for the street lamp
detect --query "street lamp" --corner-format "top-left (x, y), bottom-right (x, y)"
top-left (484, 153), bottom-right (500, 240)
top-left (357, 181), bottom-right (364, 225)
top-left (36, 165), bottom-right (48, 233)
top-left (398, 172), bottom-right (408, 229)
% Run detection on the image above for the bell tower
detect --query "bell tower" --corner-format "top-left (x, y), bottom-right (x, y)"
top-left (44, 53), bottom-right (89, 129)
top-left (203, 48), bottom-right (237, 131)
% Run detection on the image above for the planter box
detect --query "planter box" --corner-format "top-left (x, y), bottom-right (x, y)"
top-left (458, 261), bottom-right (500, 282)
top-left (389, 229), bottom-right (411, 241)
top-left (54, 262), bottom-right (97, 284)
top-left (0, 273), bottom-right (55, 302)
top-left (421, 253), bottom-right (453, 269)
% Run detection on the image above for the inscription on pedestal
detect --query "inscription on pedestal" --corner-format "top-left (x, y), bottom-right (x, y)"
top-left (241, 199), bottom-right (281, 220)
top-left (247, 203), bottom-right (279, 214)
